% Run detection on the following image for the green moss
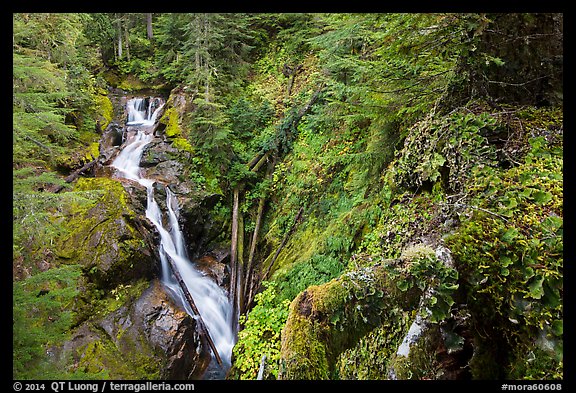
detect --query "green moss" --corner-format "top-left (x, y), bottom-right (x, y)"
top-left (157, 106), bottom-right (197, 153)
top-left (266, 222), bottom-right (324, 279)
top-left (171, 137), bottom-right (194, 153)
top-left (336, 312), bottom-right (410, 379)
top-left (278, 244), bottom-right (462, 380)
top-left (445, 133), bottom-right (562, 379)
top-left (93, 279), bottom-right (150, 318)
top-left (117, 74), bottom-right (148, 91)
top-left (73, 282), bottom-right (163, 379)
top-left (279, 263), bottom-right (423, 379)
top-left (160, 107), bottom-right (182, 138)
top-left (72, 177), bottom-right (133, 213)
top-left (388, 325), bottom-right (443, 380)
top-left (309, 279), bottom-right (349, 317)
top-left (94, 93), bottom-right (114, 130)
top-left (76, 335), bottom-right (161, 380)
top-left (84, 142), bottom-right (100, 162)
top-left (55, 177), bottom-right (151, 288)
top-left (280, 305), bottom-right (331, 379)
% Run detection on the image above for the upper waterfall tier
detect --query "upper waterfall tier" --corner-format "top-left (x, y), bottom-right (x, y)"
top-left (126, 97), bottom-right (165, 126)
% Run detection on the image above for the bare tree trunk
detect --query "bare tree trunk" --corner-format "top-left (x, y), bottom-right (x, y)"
top-left (124, 22), bottom-right (130, 61)
top-left (250, 152), bottom-right (269, 173)
top-left (49, 159), bottom-right (98, 193)
top-left (229, 187), bottom-right (240, 333)
top-left (244, 195), bottom-right (265, 308)
top-left (236, 212), bottom-right (245, 315)
top-left (244, 160), bottom-right (275, 309)
top-left (146, 13), bottom-right (153, 39)
top-left (202, 14), bottom-right (211, 102)
top-left (117, 18), bottom-right (122, 60)
top-left (282, 63), bottom-right (303, 97)
top-left (246, 152), bottom-right (264, 170)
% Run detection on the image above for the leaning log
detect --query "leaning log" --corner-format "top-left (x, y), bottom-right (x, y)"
top-left (262, 206), bottom-right (304, 281)
top-left (164, 251), bottom-right (223, 366)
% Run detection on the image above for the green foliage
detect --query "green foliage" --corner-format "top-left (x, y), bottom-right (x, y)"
top-left (13, 52), bottom-right (77, 167)
top-left (393, 245), bottom-right (459, 323)
top-left (12, 182), bottom-right (102, 271)
top-left (13, 12), bottom-right (109, 173)
top-left (13, 264), bottom-right (83, 379)
top-left (231, 281), bottom-right (291, 379)
top-left (445, 135), bottom-right (562, 378)
top-left (336, 316), bottom-right (410, 379)
top-left (308, 13), bottom-right (463, 126)
top-left (186, 97), bottom-right (232, 168)
top-left (393, 109), bottom-right (498, 193)
top-left (275, 254), bottom-right (344, 302)
top-left (228, 97), bottom-right (275, 145)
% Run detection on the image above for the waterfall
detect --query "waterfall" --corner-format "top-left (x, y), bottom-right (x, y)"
top-left (111, 97), bottom-right (236, 376)
top-left (126, 97), bottom-right (165, 126)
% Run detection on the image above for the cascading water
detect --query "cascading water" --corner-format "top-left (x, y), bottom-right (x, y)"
top-left (126, 97), bottom-right (164, 126)
top-left (111, 97), bottom-right (236, 378)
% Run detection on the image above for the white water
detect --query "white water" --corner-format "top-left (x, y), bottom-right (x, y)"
top-left (126, 97), bottom-right (164, 126)
top-left (111, 97), bottom-right (236, 374)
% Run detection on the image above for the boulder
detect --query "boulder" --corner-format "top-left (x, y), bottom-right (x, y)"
top-left (60, 280), bottom-right (211, 379)
top-left (55, 177), bottom-right (156, 288)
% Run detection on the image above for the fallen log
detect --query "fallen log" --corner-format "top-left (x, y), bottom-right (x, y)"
top-left (164, 249), bottom-right (223, 366)
top-left (49, 158), bottom-right (98, 193)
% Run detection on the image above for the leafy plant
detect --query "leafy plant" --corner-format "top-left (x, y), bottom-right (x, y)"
top-left (275, 254), bottom-right (344, 302)
top-left (445, 135), bottom-right (563, 378)
top-left (393, 109), bottom-right (498, 193)
top-left (231, 281), bottom-right (290, 379)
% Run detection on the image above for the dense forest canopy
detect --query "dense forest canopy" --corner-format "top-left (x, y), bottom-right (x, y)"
top-left (13, 12), bottom-right (562, 381)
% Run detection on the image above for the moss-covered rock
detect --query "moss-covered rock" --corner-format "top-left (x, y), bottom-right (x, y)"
top-left (444, 133), bottom-right (563, 379)
top-left (335, 311), bottom-right (412, 379)
top-left (55, 177), bottom-right (155, 288)
top-left (60, 280), bottom-right (211, 379)
top-left (94, 91), bottom-right (114, 132)
top-left (279, 263), bottom-right (422, 379)
top-left (278, 242), bottom-right (463, 380)
top-left (156, 88), bottom-right (195, 152)
top-left (159, 106), bottom-right (182, 138)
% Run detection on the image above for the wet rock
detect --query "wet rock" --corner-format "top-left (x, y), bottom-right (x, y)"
top-left (140, 139), bottom-right (177, 168)
top-left (194, 255), bottom-right (227, 287)
top-left (59, 280), bottom-right (211, 380)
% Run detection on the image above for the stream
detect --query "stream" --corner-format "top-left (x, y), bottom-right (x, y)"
top-left (110, 97), bottom-right (236, 379)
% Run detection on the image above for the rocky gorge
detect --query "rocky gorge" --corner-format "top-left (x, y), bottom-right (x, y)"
top-left (31, 90), bottom-right (235, 379)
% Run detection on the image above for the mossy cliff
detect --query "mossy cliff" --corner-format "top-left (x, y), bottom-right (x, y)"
top-left (59, 279), bottom-right (211, 379)
top-left (269, 105), bottom-right (562, 380)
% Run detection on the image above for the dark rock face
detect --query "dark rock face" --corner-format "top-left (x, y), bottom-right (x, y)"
top-left (60, 280), bottom-right (211, 379)
top-left (195, 255), bottom-right (228, 287)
